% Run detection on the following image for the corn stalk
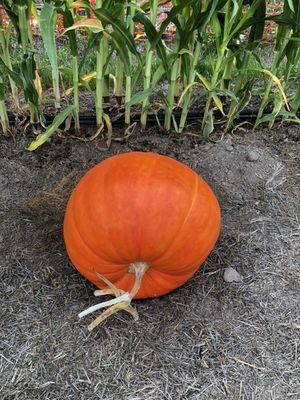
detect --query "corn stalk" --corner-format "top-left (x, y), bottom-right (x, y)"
top-left (125, 1), bottom-right (137, 125)
top-left (40, 2), bottom-right (60, 109)
top-left (115, 7), bottom-right (124, 105)
top-left (62, 1), bottom-right (80, 134)
top-left (0, 78), bottom-right (9, 135)
top-left (95, 0), bottom-right (105, 127)
top-left (141, 0), bottom-right (158, 129)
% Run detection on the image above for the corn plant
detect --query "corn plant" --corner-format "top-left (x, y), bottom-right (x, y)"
top-left (225, 0), bottom-right (267, 130)
top-left (0, 0), bottom-right (41, 123)
top-left (125, 1), bottom-right (137, 125)
top-left (140, 0), bottom-right (158, 129)
top-left (0, 10), bottom-right (19, 108)
top-left (256, 0), bottom-right (300, 126)
top-left (199, 0), bottom-right (267, 135)
top-left (59, 0), bottom-right (80, 134)
top-left (115, 5), bottom-right (125, 106)
top-left (1, 0), bottom-right (300, 149)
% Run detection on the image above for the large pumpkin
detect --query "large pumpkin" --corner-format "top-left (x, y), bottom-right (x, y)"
top-left (64, 152), bottom-right (221, 328)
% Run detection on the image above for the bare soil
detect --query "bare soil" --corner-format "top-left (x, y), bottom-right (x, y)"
top-left (0, 123), bottom-right (299, 400)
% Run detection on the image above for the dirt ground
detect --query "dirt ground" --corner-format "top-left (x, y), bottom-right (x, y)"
top-left (0, 123), bottom-right (299, 400)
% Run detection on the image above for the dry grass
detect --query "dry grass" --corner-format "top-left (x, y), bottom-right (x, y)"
top-left (0, 125), bottom-right (299, 400)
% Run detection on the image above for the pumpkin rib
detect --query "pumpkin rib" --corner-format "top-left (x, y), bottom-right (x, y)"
top-left (71, 183), bottom-right (126, 265)
top-left (72, 159), bottom-right (139, 264)
top-left (150, 173), bottom-right (200, 264)
top-left (152, 183), bottom-right (220, 273)
top-left (102, 154), bottom-right (159, 263)
top-left (66, 196), bottom-right (126, 269)
top-left (70, 218), bottom-right (123, 268)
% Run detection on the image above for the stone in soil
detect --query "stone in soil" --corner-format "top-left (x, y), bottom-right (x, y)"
top-left (223, 267), bottom-right (243, 283)
top-left (247, 149), bottom-right (260, 162)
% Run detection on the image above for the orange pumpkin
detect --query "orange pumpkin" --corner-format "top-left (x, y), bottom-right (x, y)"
top-left (64, 152), bottom-right (221, 329)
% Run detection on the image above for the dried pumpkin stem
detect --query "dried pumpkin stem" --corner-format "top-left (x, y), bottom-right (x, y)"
top-left (79, 262), bottom-right (149, 330)
top-left (78, 293), bottom-right (131, 318)
top-left (127, 262), bottom-right (149, 299)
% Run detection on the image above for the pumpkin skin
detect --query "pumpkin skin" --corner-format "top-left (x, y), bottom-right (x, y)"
top-left (63, 152), bottom-right (221, 299)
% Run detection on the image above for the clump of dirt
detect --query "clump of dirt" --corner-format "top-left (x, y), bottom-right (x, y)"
top-left (0, 124), bottom-right (299, 400)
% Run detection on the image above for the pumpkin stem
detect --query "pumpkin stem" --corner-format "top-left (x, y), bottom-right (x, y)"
top-left (79, 262), bottom-right (149, 330)
top-left (128, 261), bottom-right (149, 298)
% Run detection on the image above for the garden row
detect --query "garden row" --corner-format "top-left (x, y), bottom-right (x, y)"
top-left (0, 0), bottom-right (299, 150)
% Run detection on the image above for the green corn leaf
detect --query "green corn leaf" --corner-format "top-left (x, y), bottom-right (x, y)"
top-left (127, 2), bottom-right (145, 14)
top-left (1, 52), bottom-right (39, 108)
top-left (237, 89), bottom-right (252, 114)
top-left (291, 86), bottom-right (300, 113)
top-left (194, 0), bottom-right (219, 34)
top-left (110, 30), bottom-right (131, 76)
top-left (172, 114), bottom-right (179, 133)
top-left (229, 0), bottom-right (263, 40)
top-left (131, 64), bottom-right (144, 91)
top-left (230, 0), bottom-right (240, 24)
top-left (248, 0), bottom-right (266, 47)
top-left (94, 8), bottom-right (138, 57)
top-left (20, 52), bottom-right (39, 106)
top-left (133, 12), bottom-right (169, 79)
top-left (40, 3), bottom-right (59, 84)
top-left (126, 88), bottom-right (153, 107)
top-left (79, 31), bottom-right (102, 72)
top-left (178, 49), bottom-right (194, 57)
top-left (62, 6), bottom-right (78, 57)
top-left (271, 15), bottom-right (300, 29)
top-left (14, 0), bottom-right (29, 6)
top-left (151, 62), bottom-right (165, 88)
top-left (269, 95), bottom-right (283, 128)
top-left (141, 0), bottom-right (169, 13)
top-left (158, 0), bottom-right (197, 35)
top-left (0, 57), bottom-right (24, 87)
top-left (286, 0), bottom-right (295, 13)
top-left (202, 109), bottom-right (214, 139)
top-left (27, 106), bottom-right (73, 151)
top-left (210, 13), bottom-right (222, 51)
top-left (0, 82), bottom-right (5, 101)
top-left (1, 0), bottom-right (21, 42)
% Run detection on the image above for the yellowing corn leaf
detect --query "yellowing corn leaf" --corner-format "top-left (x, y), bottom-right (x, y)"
top-left (65, 72), bottom-right (97, 96)
top-left (65, 87), bottom-right (74, 96)
top-left (69, 1), bottom-right (91, 9)
top-left (27, 106), bottom-right (73, 151)
top-left (243, 68), bottom-right (289, 110)
top-left (34, 71), bottom-right (43, 101)
top-left (178, 82), bottom-right (198, 106)
top-left (63, 19), bottom-right (104, 35)
top-left (81, 72), bottom-right (97, 82)
top-left (196, 72), bottom-right (225, 115)
top-left (103, 113), bottom-right (113, 148)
